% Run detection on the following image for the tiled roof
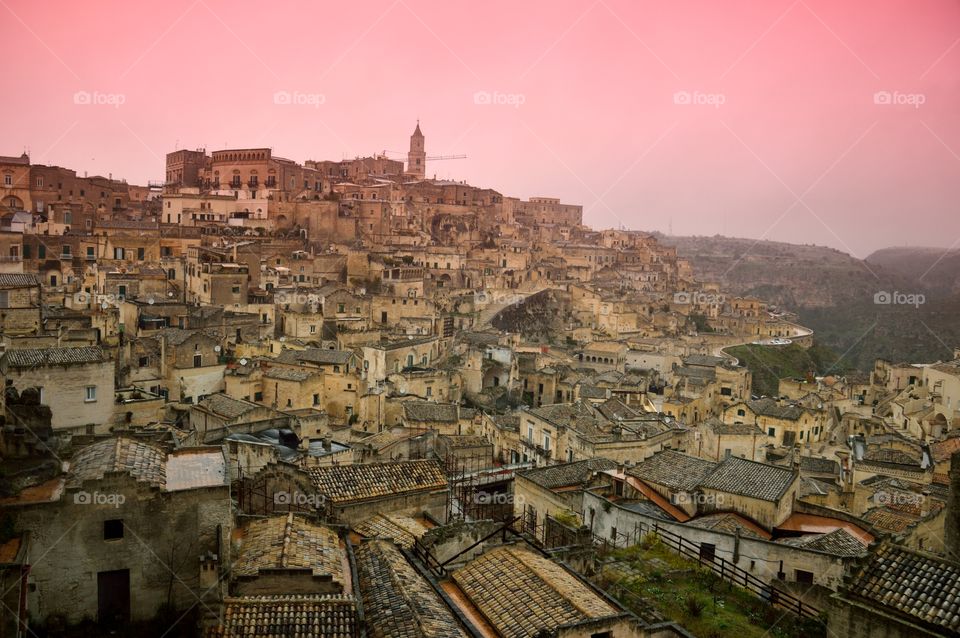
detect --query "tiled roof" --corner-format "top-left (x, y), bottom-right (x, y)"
top-left (307, 460), bottom-right (446, 504)
top-left (627, 450), bottom-right (717, 492)
top-left (746, 398), bottom-right (804, 420)
top-left (234, 514), bottom-right (344, 586)
top-left (778, 528), bottom-right (867, 557)
top-left (2, 345), bottom-right (105, 369)
top-left (67, 437), bottom-right (166, 489)
top-left (579, 385), bottom-right (608, 399)
top-left (683, 354), bottom-right (726, 367)
top-left (355, 540), bottom-right (468, 638)
top-left (354, 513), bottom-right (429, 549)
top-left (403, 401), bottom-right (458, 423)
top-left (277, 348), bottom-right (353, 366)
top-left (850, 543), bottom-right (960, 633)
top-left (699, 456), bottom-right (797, 502)
top-left (800, 455), bottom-right (840, 475)
top-left (595, 397), bottom-right (641, 421)
top-left (196, 393), bottom-right (263, 419)
top-left (519, 458), bottom-right (617, 490)
top-left (160, 327), bottom-right (221, 346)
top-left (206, 595), bottom-right (358, 637)
top-left (930, 435), bottom-right (960, 463)
top-left (862, 507), bottom-right (918, 533)
top-left (264, 367), bottom-right (314, 382)
top-left (686, 512), bottom-right (769, 539)
top-left (452, 545), bottom-right (619, 638)
top-left (0, 273), bottom-right (41, 288)
top-left (863, 448), bottom-right (922, 466)
top-left (705, 417), bottom-right (762, 436)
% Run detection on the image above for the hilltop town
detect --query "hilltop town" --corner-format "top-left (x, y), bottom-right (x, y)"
top-left (1, 124), bottom-right (958, 638)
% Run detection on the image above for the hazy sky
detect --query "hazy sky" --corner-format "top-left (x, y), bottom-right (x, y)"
top-left (2, 0), bottom-right (958, 257)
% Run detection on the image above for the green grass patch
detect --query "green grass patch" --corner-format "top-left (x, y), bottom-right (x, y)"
top-left (601, 538), bottom-right (825, 638)
top-left (725, 342), bottom-right (840, 398)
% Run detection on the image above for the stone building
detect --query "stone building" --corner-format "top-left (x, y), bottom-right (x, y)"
top-left (0, 345), bottom-right (115, 435)
top-left (0, 273), bottom-right (41, 336)
top-left (0, 437), bottom-right (230, 626)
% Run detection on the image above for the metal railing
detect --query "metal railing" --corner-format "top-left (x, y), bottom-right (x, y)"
top-left (599, 522), bottom-right (823, 621)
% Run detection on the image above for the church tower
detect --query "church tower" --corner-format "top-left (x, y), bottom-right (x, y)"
top-left (407, 121), bottom-right (426, 180)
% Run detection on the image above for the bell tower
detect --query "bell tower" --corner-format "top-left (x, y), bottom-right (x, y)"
top-left (407, 120), bottom-right (426, 180)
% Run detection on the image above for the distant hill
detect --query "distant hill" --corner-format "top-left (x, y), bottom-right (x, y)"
top-left (866, 246), bottom-right (960, 297)
top-left (657, 234), bottom-right (960, 370)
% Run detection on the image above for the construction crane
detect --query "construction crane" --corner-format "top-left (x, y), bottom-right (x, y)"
top-left (382, 150), bottom-right (467, 162)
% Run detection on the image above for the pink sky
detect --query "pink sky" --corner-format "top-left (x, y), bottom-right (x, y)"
top-left (1, 0), bottom-right (958, 257)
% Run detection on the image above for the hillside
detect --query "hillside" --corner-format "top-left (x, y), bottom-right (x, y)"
top-left (726, 343), bottom-right (840, 398)
top-left (658, 234), bottom-right (960, 370)
top-left (866, 246), bottom-right (960, 297)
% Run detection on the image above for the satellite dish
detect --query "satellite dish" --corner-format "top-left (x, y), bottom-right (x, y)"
top-left (147, 296), bottom-right (155, 305)
top-left (214, 345), bottom-right (222, 352)
top-left (279, 336), bottom-right (286, 342)
top-left (239, 358), bottom-right (248, 366)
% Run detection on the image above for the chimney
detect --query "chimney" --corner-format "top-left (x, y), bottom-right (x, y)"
top-left (323, 433), bottom-right (332, 452)
top-left (946, 451), bottom-right (960, 563)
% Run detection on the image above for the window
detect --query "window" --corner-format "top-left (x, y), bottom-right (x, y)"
top-left (543, 432), bottom-right (551, 451)
top-left (64, 212), bottom-right (72, 225)
top-left (137, 247), bottom-right (145, 260)
top-left (309, 325), bottom-right (316, 334)
top-left (313, 393), bottom-right (320, 405)
top-left (767, 427), bottom-right (775, 437)
top-left (36, 177), bottom-right (43, 188)
top-left (61, 245), bottom-right (71, 256)
top-left (2, 174), bottom-right (10, 186)
top-left (85, 386), bottom-right (97, 402)
top-left (87, 246), bottom-right (95, 259)
top-left (118, 285), bottom-right (126, 298)
top-left (254, 391), bottom-right (263, 401)
top-left (22, 245), bottom-right (30, 259)
top-left (0, 291), bottom-right (7, 308)
top-left (103, 519), bottom-right (124, 540)
top-left (721, 387), bottom-right (732, 396)
top-left (38, 244), bottom-right (45, 258)
top-left (699, 543), bottom-right (716, 562)
top-left (114, 247), bottom-right (124, 259)
top-left (337, 303), bottom-right (345, 313)
top-left (795, 569), bottom-right (814, 584)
